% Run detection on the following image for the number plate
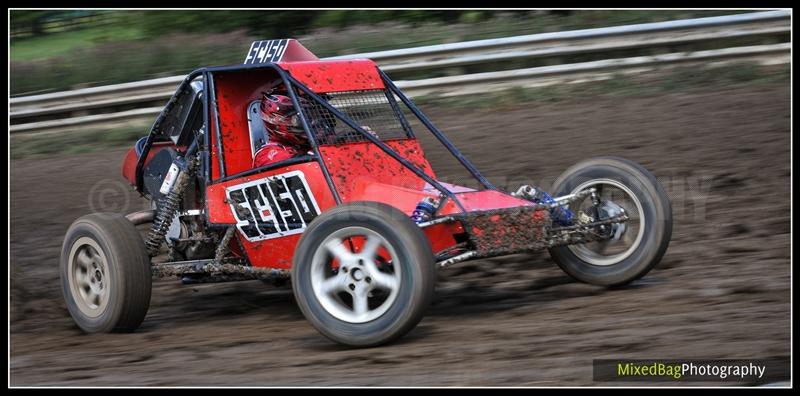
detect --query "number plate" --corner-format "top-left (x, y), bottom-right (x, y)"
top-left (244, 39), bottom-right (289, 65)
top-left (226, 170), bottom-right (322, 241)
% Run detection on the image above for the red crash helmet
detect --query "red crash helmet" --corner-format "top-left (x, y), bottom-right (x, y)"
top-left (260, 93), bottom-right (309, 146)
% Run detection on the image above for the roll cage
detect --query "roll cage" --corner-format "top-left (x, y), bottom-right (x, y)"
top-left (135, 62), bottom-right (498, 225)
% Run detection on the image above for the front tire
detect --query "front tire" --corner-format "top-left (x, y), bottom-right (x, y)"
top-left (548, 157), bottom-right (672, 286)
top-left (292, 202), bottom-right (436, 347)
top-left (60, 213), bottom-right (152, 333)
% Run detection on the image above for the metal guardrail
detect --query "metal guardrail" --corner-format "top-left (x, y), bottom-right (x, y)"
top-left (329, 10), bottom-right (790, 65)
top-left (10, 75), bottom-right (185, 114)
top-left (400, 43), bottom-right (790, 97)
top-left (9, 10), bottom-right (791, 135)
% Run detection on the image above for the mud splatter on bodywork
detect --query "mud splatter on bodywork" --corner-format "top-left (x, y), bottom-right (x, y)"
top-left (458, 207), bottom-right (551, 258)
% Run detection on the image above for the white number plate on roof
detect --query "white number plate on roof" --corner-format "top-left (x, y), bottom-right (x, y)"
top-left (244, 39), bottom-right (289, 65)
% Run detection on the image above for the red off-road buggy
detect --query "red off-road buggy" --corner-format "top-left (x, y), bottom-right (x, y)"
top-left (61, 39), bottom-right (672, 347)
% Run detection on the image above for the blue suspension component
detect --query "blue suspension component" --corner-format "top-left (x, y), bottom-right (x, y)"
top-left (411, 196), bottom-right (438, 223)
top-left (514, 185), bottom-right (574, 226)
top-left (536, 190), bottom-right (574, 226)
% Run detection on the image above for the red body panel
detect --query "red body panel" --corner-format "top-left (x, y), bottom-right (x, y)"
top-left (121, 141), bottom-right (176, 187)
top-left (206, 161), bottom-right (336, 268)
top-left (207, 58), bottom-right (398, 181)
top-left (318, 138), bottom-right (531, 215)
top-left (271, 39), bottom-right (319, 63)
top-left (213, 69), bottom-right (285, 178)
top-left (440, 190), bottom-right (536, 215)
top-left (205, 136), bottom-right (533, 267)
top-left (196, 57), bottom-right (539, 269)
top-left (120, 39), bottom-right (545, 273)
top-left (423, 221), bottom-right (465, 254)
top-left (318, 139), bottom-right (436, 213)
top-left (277, 60), bottom-right (384, 93)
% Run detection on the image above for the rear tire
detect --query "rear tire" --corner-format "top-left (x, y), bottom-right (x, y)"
top-left (548, 157), bottom-right (672, 286)
top-left (292, 202), bottom-right (436, 347)
top-left (60, 213), bottom-right (152, 333)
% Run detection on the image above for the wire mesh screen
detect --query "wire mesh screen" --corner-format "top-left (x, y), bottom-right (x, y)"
top-left (299, 89), bottom-right (414, 145)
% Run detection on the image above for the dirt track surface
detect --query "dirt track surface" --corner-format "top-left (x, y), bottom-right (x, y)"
top-left (10, 85), bottom-right (790, 386)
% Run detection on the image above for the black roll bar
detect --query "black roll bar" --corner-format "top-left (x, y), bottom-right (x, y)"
top-left (379, 69), bottom-right (497, 191)
top-left (287, 75), bottom-right (467, 213)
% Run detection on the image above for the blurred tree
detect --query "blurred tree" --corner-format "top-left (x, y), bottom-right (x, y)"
top-left (110, 10), bottom-right (537, 37)
top-left (117, 10), bottom-right (321, 37)
top-left (10, 10), bottom-right (55, 36)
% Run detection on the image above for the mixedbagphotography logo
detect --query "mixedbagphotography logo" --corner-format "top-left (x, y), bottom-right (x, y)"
top-left (593, 359), bottom-right (790, 383)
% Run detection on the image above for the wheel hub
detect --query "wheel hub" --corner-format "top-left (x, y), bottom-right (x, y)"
top-left (310, 227), bottom-right (402, 324)
top-left (597, 199), bottom-right (628, 240)
top-left (350, 268), bottom-right (364, 281)
top-left (567, 179), bottom-right (645, 266)
top-left (68, 237), bottom-right (110, 317)
top-left (89, 268), bottom-right (104, 293)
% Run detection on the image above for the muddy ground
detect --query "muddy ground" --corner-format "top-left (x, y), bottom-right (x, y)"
top-left (10, 84), bottom-right (791, 386)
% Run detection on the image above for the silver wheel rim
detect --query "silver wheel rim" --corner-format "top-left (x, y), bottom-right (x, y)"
top-left (67, 237), bottom-right (110, 317)
top-left (566, 179), bottom-right (645, 266)
top-left (310, 226), bottom-right (402, 323)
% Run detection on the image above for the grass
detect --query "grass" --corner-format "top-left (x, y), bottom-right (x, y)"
top-left (10, 24), bottom-right (144, 62)
top-left (11, 10), bottom-right (746, 95)
top-left (11, 31), bottom-right (248, 95)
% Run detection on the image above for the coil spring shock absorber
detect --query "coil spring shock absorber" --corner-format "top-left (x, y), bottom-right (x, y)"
top-left (145, 152), bottom-right (199, 257)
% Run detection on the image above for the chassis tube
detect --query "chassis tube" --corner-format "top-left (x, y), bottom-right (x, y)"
top-left (206, 72), bottom-right (226, 179)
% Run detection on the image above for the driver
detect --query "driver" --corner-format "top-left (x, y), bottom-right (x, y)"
top-left (252, 92), bottom-right (312, 168)
top-left (252, 90), bottom-right (379, 168)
